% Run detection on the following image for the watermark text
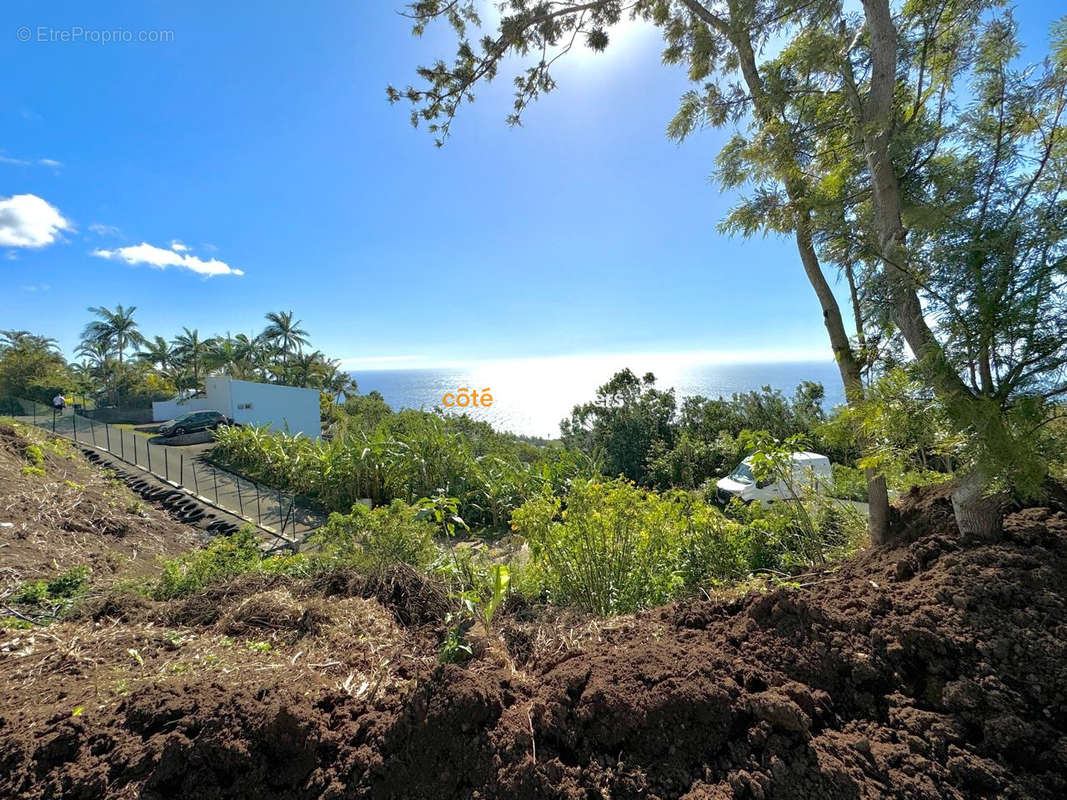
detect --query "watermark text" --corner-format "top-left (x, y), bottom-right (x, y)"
top-left (16, 26), bottom-right (175, 44)
top-left (442, 387), bottom-right (494, 408)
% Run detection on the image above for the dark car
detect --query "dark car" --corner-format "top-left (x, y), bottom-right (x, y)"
top-left (158, 410), bottom-right (232, 438)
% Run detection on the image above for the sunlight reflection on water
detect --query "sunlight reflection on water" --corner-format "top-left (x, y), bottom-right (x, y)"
top-left (350, 355), bottom-right (844, 439)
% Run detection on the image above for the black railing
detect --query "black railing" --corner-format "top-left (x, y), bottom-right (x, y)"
top-left (4, 397), bottom-right (313, 542)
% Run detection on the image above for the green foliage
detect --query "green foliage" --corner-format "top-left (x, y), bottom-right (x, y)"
top-left (512, 475), bottom-right (866, 615)
top-left (212, 410), bottom-right (559, 531)
top-left (13, 565), bottom-right (92, 616)
top-left (563, 372), bottom-right (834, 492)
top-left (439, 615), bottom-right (474, 663)
top-left (153, 528), bottom-right (265, 599)
top-left (24, 443), bottom-right (44, 467)
top-left (312, 501), bottom-right (437, 573)
top-left (829, 464), bottom-right (868, 502)
top-left (562, 369), bottom-right (676, 486)
top-left (0, 330), bottom-right (71, 405)
top-left (511, 479), bottom-right (687, 615)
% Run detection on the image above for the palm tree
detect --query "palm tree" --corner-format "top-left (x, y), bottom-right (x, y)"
top-left (172, 327), bottom-right (209, 389)
top-left (319, 359), bottom-right (358, 398)
top-left (75, 338), bottom-right (111, 369)
top-left (262, 310), bottom-right (310, 359)
top-left (210, 333), bottom-right (258, 379)
top-left (0, 329), bottom-right (59, 352)
top-left (136, 336), bottom-right (176, 377)
top-left (83, 305), bottom-right (144, 364)
top-left (286, 350), bottom-right (329, 388)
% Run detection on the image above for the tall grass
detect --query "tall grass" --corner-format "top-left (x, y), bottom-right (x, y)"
top-left (211, 411), bottom-right (601, 530)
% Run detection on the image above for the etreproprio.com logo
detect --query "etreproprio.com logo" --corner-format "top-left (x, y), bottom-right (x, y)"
top-left (16, 26), bottom-right (175, 44)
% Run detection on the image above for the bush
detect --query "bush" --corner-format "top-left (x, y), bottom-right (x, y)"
top-left (211, 412), bottom-right (556, 531)
top-left (311, 500), bottom-right (437, 573)
top-left (153, 527), bottom-right (265, 599)
top-left (677, 506), bottom-right (751, 588)
top-left (511, 479), bottom-right (687, 615)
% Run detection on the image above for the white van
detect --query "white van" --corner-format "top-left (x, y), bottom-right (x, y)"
top-left (715, 451), bottom-right (832, 504)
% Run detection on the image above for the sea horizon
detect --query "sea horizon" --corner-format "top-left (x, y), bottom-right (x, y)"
top-left (348, 355), bottom-right (845, 439)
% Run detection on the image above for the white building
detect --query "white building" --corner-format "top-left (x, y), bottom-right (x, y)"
top-left (152, 377), bottom-right (321, 439)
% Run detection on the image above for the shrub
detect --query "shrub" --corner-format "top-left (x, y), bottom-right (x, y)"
top-left (677, 505), bottom-right (752, 588)
top-left (511, 479), bottom-right (686, 615)
top-left (153, 527), bottom-right (265, 599)
top-left (829, 464), bottom-right (868, 502)
top-left (312, 500), bottom-right (437, 573)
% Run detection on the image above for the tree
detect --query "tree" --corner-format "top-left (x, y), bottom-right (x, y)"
top-left (0, 330), bottom-right (59, 352)
top-left (209, 334), bottom-right (258, 380)
top-left (136, 336), bottom-right (177, 377)
top-left (825, 2), bottom-right (1067, 536)
top-left (0, 330), bottom-right (70, 403)
top-left (172, 327), bottom-right (210, 389)
top-left (562, 369), bottom-right (677, 484)
top-left (392, 0), bottom-right (893, 542)
top-left (262, 311), bottom-right (310, 359)
top-left (82, 305), bottom-right (144, 364)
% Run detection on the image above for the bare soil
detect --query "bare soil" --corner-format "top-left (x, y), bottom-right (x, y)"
top-left (0, 422), bottom-right (202, 588)
top-left (1, 427), bottom-right (1065, 798)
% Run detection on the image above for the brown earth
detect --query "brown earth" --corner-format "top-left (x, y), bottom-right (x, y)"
top-left (0, 422), bottom-right (203, 589)
top-left (1, 426), bottom-right (1066, 798)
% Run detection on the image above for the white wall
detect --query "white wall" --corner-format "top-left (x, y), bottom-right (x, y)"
top-left (225, 378), bottom-right (321, 438)
top-left (151, 395), bottom-right (214, 422)
top-left (152, 378), bottom-right (321, 438)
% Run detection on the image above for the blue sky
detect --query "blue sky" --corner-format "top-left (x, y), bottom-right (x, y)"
top-left (2, 1), bottom-right (1059, 369)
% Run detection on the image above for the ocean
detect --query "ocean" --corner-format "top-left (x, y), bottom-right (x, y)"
top-left (349, 356), bottom-right (844, 439)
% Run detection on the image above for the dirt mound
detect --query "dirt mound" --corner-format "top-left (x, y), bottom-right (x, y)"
top-left (3, 492), bottom-right (1067, 798)
top-left (313, 563), bottom-right (452, 626)
top-left (219, 588), bottom-right (332, 638)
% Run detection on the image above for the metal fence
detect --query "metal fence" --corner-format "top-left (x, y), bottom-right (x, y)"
top-left (5, 397), bottom-right (317, 541)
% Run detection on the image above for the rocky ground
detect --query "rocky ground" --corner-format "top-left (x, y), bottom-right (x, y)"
top-left (1, 421), bottom-right (1065, 799)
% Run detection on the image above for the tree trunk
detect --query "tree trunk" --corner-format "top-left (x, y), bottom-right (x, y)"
top-left (855, 0), bottom-right (1004, 536)
top-left (722, 5), bottom-right (893, 546)
top-left (865, 469), bottom-right (890, 546)
top-left (951, 469), bottom-right (1002, 541)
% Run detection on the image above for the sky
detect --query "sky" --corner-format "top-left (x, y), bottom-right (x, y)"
top-left (1, 1), bottom-right (1060, 369)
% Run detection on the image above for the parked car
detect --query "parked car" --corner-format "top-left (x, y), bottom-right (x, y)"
top-left (158, 410), bottom-right (232, 438)
top-left (715, 451), bottom-right (832, 504)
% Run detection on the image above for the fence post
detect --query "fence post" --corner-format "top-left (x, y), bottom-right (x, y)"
top-left (105, 423), bottom-right (111, 452)
top-left (212, 467), bottom-right (219, 505)
top-left (147, 441), bottom-right (152, 474)
top-left (119, 429), bottom-right (125, 461)
top-left (33, 403), bottom-right (37, 426)
top-left (89, 417), bottom-right (96, 446)
top-left (278, 490), bottom-right (284, 535)
top-left (72, 412), bottom-right (77, 440)
top-left (180, 453), bottom-right (185, 486)
top-left (193, 460), bottom-right (200, 496)
top-left (255, 483), bottom-right (262, 527)
top-left (164, 447), bottom-right (170, 482)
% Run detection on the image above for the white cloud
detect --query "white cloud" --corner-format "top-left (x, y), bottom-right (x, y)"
top-left (170, 239), bottom-right (189, 252)
top-left (88, 223), bottom-right (121, 237)
top-left (0, 193), bottom-right (72, 248)
top-left (93, 241), bottom-right (244, 277)
top-left (0, 152), bottom-right (63, 169)
top-left (22, 282), bottom-right (51, 293)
